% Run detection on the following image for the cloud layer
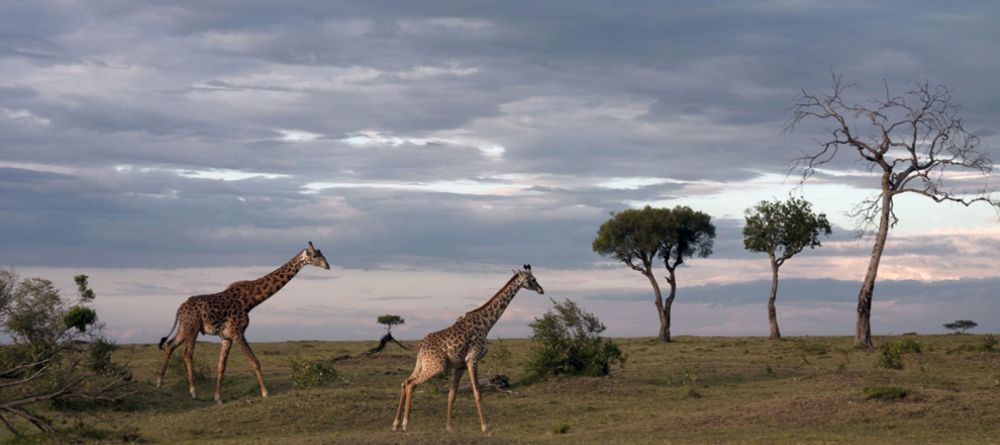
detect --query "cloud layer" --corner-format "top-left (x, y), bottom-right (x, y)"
top-left (2, 2), bottom-right (998, 340)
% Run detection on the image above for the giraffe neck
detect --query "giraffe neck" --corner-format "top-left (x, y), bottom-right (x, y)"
top-left (246, 250), bottom-right (307, 309)
top-left (464, 273), bottom-right (524, 334)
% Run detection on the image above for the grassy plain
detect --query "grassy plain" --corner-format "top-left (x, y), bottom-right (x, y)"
top-left (4, 334), bottom-right (999, 444)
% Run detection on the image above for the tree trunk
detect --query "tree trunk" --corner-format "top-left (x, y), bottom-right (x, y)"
top-left (663, 268), bottom-right (677, 343)
top-left (768, 254), bottom-right (781, 339)
top-left (856, 187), bottom-right (892, 351)
top-left (646, 273), bottom-right (670, 343)
top-left (363, 332), bottom-right (409, 356)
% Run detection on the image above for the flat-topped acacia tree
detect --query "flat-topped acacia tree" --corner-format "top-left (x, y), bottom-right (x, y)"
top-left (593, 205), bottom-right (715, 342)
top-left (365, 314), bottom-right (408, 354)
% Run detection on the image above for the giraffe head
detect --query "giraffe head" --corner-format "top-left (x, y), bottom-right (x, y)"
top-left (515, 264), bottom-right (544, 294)
top-left (303, 241), bottom-right (331, 270)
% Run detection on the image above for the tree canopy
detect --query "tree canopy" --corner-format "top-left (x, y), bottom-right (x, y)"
top-left (377, 314), bottom-right (405, 332)
top-left (943, 320), bottom-right (978, 334)
top-left (743, 196), bottom-right (832, 266)
top-left (593, 205), bottom-right (715, 273)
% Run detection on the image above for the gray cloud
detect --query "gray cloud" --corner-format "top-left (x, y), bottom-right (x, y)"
top-left (1, 0), bottom-right (997, 276)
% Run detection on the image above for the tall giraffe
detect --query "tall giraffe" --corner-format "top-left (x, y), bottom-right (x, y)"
top-left (156, 242), bottom-right (330, 402)
top-left (392, 265), bottom-right (544, 433)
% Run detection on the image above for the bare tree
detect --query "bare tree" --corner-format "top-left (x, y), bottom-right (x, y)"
top-left (788, 74), bottom-right (998, 350)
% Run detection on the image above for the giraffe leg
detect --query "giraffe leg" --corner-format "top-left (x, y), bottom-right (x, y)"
top-left (214, 338), bottom-right (233, 403)
top-left (182, 337), bottom-right (198, 399)
top-left (392, 360), bottom-right (421, 432)
top-left (156, 335), bottom-right (183, 388)
top-left (466, 360), bottom-right (489, 433)
top-left (398, 356), bottom-right (444, 432)
top-left (236, 336), bottom-right (268, 398)
top-left (446, 367), bottom-right (463, 432)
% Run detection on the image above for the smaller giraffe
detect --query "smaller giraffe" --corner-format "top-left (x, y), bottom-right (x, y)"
top-left (392, 265), bottom-right (544, 433)
top-left (156, 242), bottom-right (330, 402)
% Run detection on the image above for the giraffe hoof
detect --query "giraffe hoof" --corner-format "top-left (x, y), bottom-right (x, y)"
top-left (261, 390), bottom-right (269, 398)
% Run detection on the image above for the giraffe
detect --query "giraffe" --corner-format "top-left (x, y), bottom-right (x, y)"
top-left (155, 241), bottom-right (330, 403)
top-left (392, 264), bottom-right (544, 433)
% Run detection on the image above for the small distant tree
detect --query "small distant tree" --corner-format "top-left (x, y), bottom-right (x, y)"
top-left (743, 197), bottom-right (832, 339)
top-left (526, 298), bottom-right (625, 378)
top-left (378, 314), bottom-right (405, 334)
top-left (593, 205), bottom-right (715, 342)
top-left (363, 314), bottom-right (409, 355)
top-left (943, 320), bottom-right (978, 334)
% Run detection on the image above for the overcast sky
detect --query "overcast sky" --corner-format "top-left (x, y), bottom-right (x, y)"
top-left (2, 1), bottom-right (998, 343)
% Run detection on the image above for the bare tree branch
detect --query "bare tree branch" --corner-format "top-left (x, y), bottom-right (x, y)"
top-left (787, 74), bottom-right (998, 350)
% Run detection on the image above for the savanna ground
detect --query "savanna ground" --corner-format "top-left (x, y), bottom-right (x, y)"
top-left (4, 334), bottom-right (999, 444)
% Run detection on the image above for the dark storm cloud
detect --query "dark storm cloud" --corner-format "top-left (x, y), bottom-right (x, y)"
top-left (1, 1), bottom-right (997, 269)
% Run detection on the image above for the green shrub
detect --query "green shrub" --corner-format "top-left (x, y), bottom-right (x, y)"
top-left (290, 358), bottom-right (337, 389)
top-left (895, 338), bottom-right (922, 353)
top-left (875, 340), bottom-right (921, 370)
top-left (526, 299), bottom-right (626, 378)
top-left (864, 385), bottom-right (908, 401)
top-left (980, 334), bottom-right (998, 352)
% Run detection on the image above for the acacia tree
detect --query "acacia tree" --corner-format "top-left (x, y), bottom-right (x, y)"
top-left (593, 205), bottom-right (715, 342)
top-left (943, 320), bottom-right (977, 334)
top-left (363, 314), bottom-right (408, 355)
top-left (743, 197), bottom-right (832, 339)
top-left (788, 74), bottom-right (998, 351)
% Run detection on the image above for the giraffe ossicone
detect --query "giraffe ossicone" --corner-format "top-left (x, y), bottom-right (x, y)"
top-left (155, 242), bottom-right (331, 402)
top-left (392, 264), bottom-right (544, 433)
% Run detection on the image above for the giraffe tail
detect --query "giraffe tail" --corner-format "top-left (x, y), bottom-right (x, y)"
top-left (158, 313), bottom-right (179, 350)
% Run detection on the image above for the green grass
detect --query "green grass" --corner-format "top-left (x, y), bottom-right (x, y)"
top-left (4, 334), bottom-right (999, 444)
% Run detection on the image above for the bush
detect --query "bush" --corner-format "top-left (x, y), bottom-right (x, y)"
top-left (875, 339), bottom-right (921, 370)
top-left (895, 338), bottom-right (922, 353)
top-left (980, 334), bottom-right (998, 352)
top-left (526, 299), bottom-right (626, 378)
top-left (0, 269), bottom-right (131, 438)
top-left (864, 385), bottom-right (908, 401)
top-left (290, 358), bottom-right (337, 388)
